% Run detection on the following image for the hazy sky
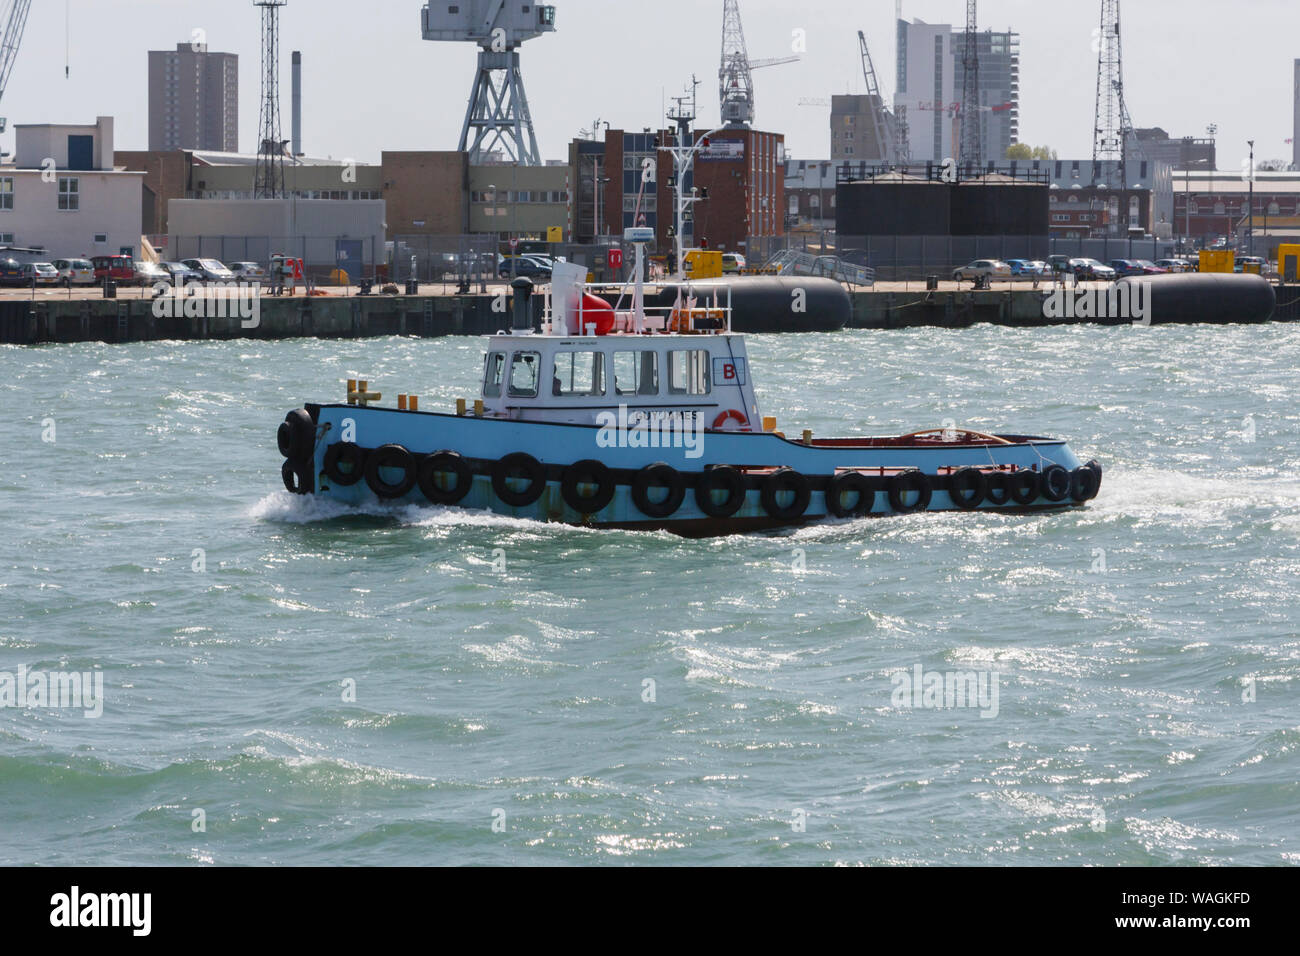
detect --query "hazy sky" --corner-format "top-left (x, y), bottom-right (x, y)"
top-left (5, 0), bottom-right (1297, 170)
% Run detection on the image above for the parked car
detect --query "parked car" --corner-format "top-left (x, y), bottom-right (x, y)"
top-left (0, 258), bottom-right (24, 286)
top-left (1108, 259), bottom-right (1145, 277)
top-left (1155, 258), bottom-right (1187, 273)
top-left (1047, 254), bottom-right (1073, 275)
top-left (1005, 259), bottom-right (1046, 277)
top-left (52, 258), bottom-right (96, 286)
top-left (498, 256), bottom-right (552, 280)
top-left (20, 262), bottom-right (60, 286)
top-left (722, 252), bottom-right (747, 273)
top-left (135, 261), bottom-right (172, 286)
top-left (952, 259), bottom-right (1012, 282)
top-left (1070, 258), bottom-right (1116, 280)
top-left (91, 255), bottom-right (138, 285)
top-left (228, 261), bottom-right (267, 281)
top-left (162, 261), bottom-right (203, 287)
top-left (1234, 256), bottom-right (1268, 274)
top-left (1133, 260), bottom-right (1168, 275)
top-left (180, 258), bottom-right (237, 282)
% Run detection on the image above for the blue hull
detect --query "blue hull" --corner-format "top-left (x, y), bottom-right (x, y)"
top-left (279, 404), bottom-right (1099, 536)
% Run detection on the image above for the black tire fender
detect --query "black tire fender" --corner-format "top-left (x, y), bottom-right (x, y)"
top-left (278, 408), bottom-right (314, 460)
top-left (1069, 466), bottom-right (1100, 502)
top-left (491, 453), bottom-right (547, 508)
top-left (887, 470), bottom-right (933, 514)
top-left (759, 468), bottom-right (811, 520)
top-left (1008, 468), bottom-right (1041, 506)
top-left (948, 467), bottom-right (987, 510)
top-left (631, 463), bottom-right (686, 519)
top-left (985, 472), bottom-right (1013, 506)
top-left (694, 465), bottom-right (747, 518)
top-left (826, 471), bottom-right (874, 518)
top-left (418, 451), bottom-right (474, 505)
top-left (1041, 464), bottom-right (1072, 503)
top-left (561, 459), bottom-right (616, 514)
top-left (323, 442), bottom-right (366, 487)
top-left (365, 444), bottom-right (418, 499)
top-left (281, 458), bottom-right (313, 495)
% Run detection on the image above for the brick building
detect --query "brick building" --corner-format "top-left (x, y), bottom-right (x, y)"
top-left (1172, 171), bottom-right (1300, 246)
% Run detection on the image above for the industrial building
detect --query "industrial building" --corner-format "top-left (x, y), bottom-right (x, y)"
top-left (0, 117), bottom-right (144, 257)
top-left (835, 166), bottom-right (1048, 238)
top-left (1172, 170), bottom-right (1300, 248)
top-left (784, 160), bottom-right (837, 233)
top-left (894, 17), bottom-right (1020, 164)
top-left (1126, 128), bottom-right (1216, 171)
top-left (830, 95), bottom-right (894, 162)
top-left (148, 42), bottom-right (239, 153)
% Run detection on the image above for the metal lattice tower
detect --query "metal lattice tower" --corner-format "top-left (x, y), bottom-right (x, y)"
top-left (1092, 0), bottom-right (1126, 186)
top-left (254, 0), bottom-right (287, 199)
top-left (958, 0), bottom-right (981, 166)
top-left (719, 0), bottom-right (753, 126)
top-left (717, 1), bottom-right (797, 127)
top-left (421, 2), bottom-right (556, 165)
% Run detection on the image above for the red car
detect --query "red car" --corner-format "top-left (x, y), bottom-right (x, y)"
top-left (91, 255), bottom-right (138, 285)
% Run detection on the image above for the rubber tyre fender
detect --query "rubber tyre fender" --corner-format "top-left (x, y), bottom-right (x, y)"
top-left (1008, 469), bottom-right (1041, 506)
top-left (826, 471), bottom-right (874, 518)
top-left (631, 463), bottom-right (687, 519)
top-left (1085, 460), bottom-right (1104, 498)
top-left (365, 444), bottom-right (418, 500)
top-left (281, 458), bottom-right (314, 496)
top-left (694, 465), bottom-right (747, 519)
top-left (887, 470), bottom-right (933, 514)
top-left (323, 442), bottom-right (367, 487)
top-left (759, 468), bottom-right (811, 520)
top-left (1041, 464), bottom-right (1072, 503)
top-left (418, 451), bottom-right (474, 505)
top-left (1069, 466), bottom-right (1100, 503)
top-left (561, 459), bottom-right (617, 514)
top-left (948, 467), bottom-right (987, 510)
top-left (492, 453), bottom-right (547, 508)
top-left (985, 472), bottom-right (1013, 506)
top-left (278, 408), bottom-right (314, 460)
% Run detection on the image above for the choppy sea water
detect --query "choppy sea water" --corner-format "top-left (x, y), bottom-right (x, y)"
top-left (1, 325), bottom-right (1297, 866)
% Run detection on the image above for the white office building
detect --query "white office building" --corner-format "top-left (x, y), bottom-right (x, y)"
top-left (0, 117), bottom-right (144, 257)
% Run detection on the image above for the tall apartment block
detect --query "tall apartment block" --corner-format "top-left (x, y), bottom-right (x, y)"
top-left (894, 18), bottom-right (1019, 164)
top-left (148, 42), bottom-right (239, 153)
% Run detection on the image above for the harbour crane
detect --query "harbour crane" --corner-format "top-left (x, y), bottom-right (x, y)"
top-left (858, 29), bottom-right (894, 163)
top-left (0, 0), bottom-right (33, 133)
top-left (719, 0), bottom-right (798, 127)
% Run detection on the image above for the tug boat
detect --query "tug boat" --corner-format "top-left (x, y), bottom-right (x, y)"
top-left (276, 231), bottom-right (1101, 537)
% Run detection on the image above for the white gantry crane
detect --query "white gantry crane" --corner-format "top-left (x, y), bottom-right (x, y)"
top-left (719, 0), bottom-right (798, 127)
top-left (422, 0), bottom-right (556, 165)
top-left (0, 0), bottom-right (33, 133)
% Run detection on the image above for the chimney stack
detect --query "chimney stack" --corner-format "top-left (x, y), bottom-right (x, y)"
top-left (291, 51), bottom-right (302, 157)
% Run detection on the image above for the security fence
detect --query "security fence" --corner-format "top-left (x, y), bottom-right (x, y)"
top-left (151, 235), bottom-right (381, 282)
top-left (749, 233), bottom-right (1180, 281)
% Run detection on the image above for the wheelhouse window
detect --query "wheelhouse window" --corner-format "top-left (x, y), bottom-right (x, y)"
top-left (483, 351), bottom-right (506, 397)
top-left (614, 350), bottom-right (659, 396)
top-left (668, 349), bottom-right (711, 396)
top-left (552, 350), bottom-right (605, 397)
top-left (551, 351), bottom-right (605, 395)
top-left (507, 351), bottom-right (541, 398)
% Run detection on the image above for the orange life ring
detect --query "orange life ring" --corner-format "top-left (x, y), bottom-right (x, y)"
top-left (712, 409), bottom-right (750, 432)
